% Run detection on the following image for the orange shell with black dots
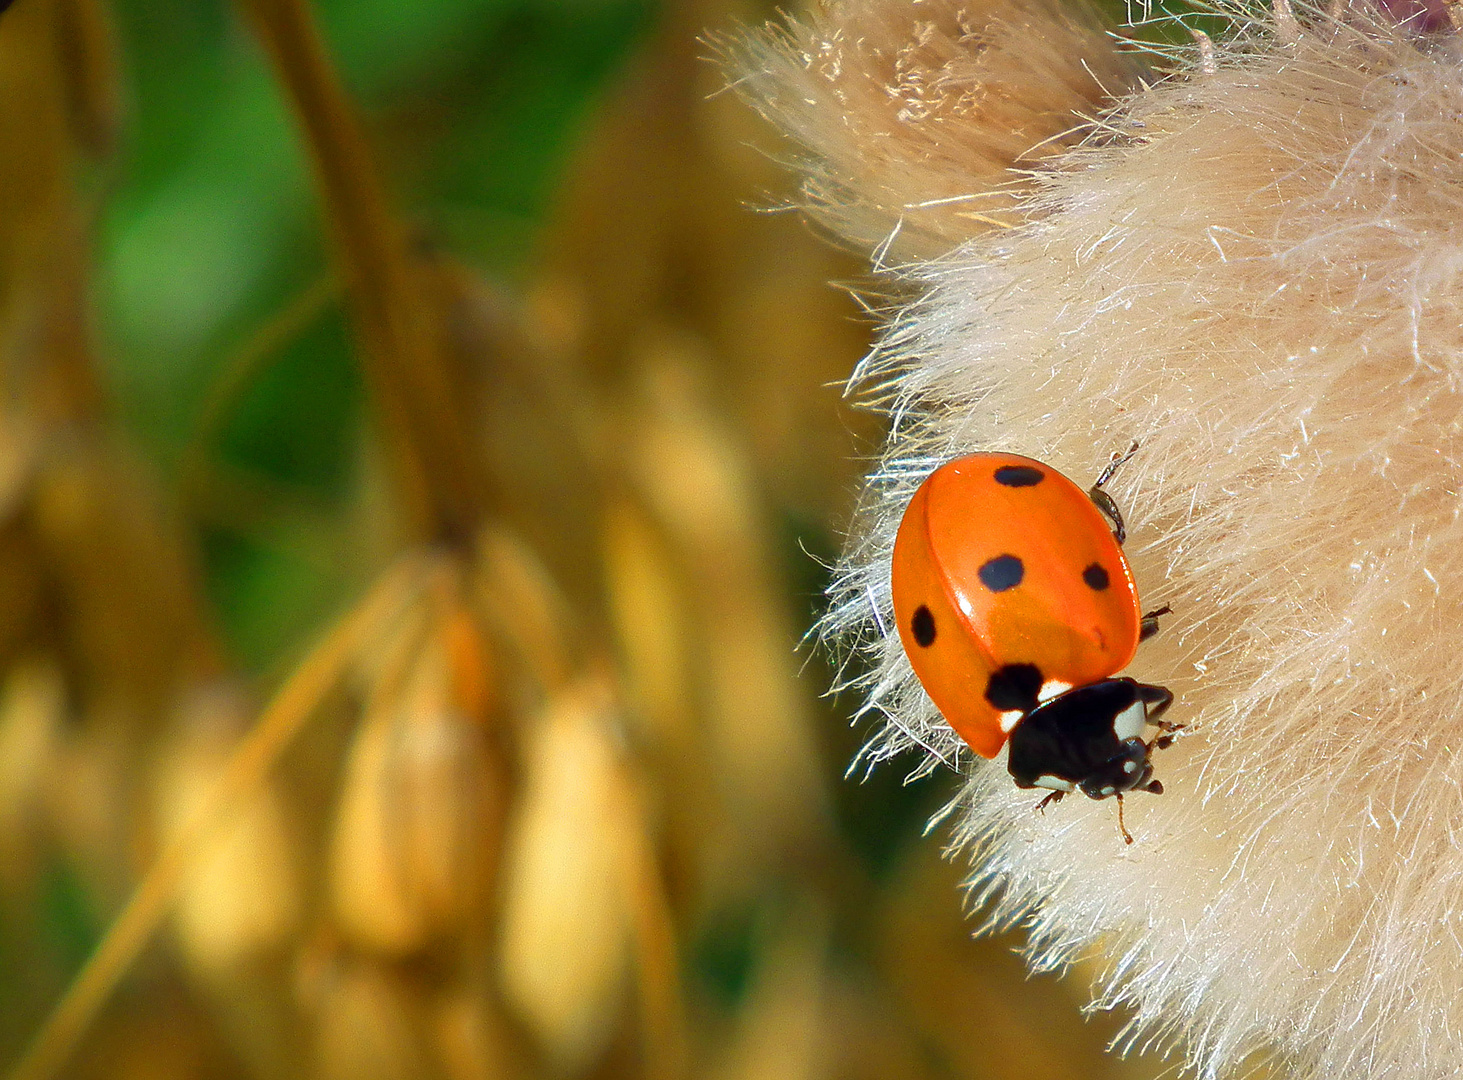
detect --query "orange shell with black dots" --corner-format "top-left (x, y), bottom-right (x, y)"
top-left (891, 452), bottom-right (1143, 758)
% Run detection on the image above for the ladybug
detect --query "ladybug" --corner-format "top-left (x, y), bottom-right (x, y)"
top-left (891, 445), bottom-right (1178, 842)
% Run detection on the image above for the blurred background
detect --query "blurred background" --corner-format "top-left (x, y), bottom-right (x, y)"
top-left (0, 0), bottom-right (1173, 1076)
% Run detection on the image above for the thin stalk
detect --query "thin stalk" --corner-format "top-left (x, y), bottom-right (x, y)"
top-left (625, 772), bottom-right (689, 1080)
top-left (5, 554), bottom-right (428, 1080)
top-left (236, 0), bottom-right (487, 545)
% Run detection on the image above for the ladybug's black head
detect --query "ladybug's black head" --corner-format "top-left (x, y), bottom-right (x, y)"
top-left (1078, 740), bottom-right (1159, 800)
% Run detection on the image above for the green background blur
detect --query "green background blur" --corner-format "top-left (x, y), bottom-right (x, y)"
top-left (105, 0), bottom-right (653, 669)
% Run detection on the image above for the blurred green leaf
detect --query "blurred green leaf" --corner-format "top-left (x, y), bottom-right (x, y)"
top-left (100, 0), bottom-right (657, 669)
top-left (215, 304), bottom-right (360, 497)
top-left (39, 860), bottom-right (100, 977)
top-left (200, 525), bottom-right (354, 671)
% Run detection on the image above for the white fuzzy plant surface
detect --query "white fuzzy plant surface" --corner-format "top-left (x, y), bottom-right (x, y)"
top-left (739, 1), bottom-right (1463, 1078)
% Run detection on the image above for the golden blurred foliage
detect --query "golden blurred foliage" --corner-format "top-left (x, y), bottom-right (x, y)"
top-left (0, 0), bottom-right (1180, 1078)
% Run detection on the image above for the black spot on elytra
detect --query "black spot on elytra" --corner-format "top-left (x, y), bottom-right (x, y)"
top-left (993, 464), bottom-right (1044, 487)
top-left (979, 554), bottom-right (1024, 592)
top-left (911, 605), bottom-right (936, 647)
top-left (985, 664), bottom-right (1044, 712)
top-left (1083, 563), bottom-right (1110, 590)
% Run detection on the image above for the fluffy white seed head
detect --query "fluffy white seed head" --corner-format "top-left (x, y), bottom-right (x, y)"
top-left (720, 0), bottom-right (1150, 261)
top-left (791, 6), bottom-right (1463, 1079)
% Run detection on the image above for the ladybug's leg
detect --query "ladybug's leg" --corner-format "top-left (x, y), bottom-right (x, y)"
top-left (1139, 605), bottom-right (1172, 641)
top-left (1088, 441), bottom-right (1139, 545)
top-left (1089, 488), bottom-right (1127, 545)
top-left (1151, 723), bottom-right (1184, 750)
top-left (1092, 440), bottom-right (1140, 490)
top-left (1035, 790), bottom-right (1066, 814)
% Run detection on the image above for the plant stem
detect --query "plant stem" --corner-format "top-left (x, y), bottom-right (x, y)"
top-left (236, 0), bottom-right (486, 546)
top-left (5, 554), bottom-right (428, 1080)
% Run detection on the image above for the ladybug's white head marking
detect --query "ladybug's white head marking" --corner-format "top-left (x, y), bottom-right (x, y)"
top-left (998, 708), bottom-right (1024, 732)
top-left (1038, 679), bottom-right (1072, 702)
top-left (1112, 699), bottom-right (1147, 742)
top-left (1032, 774), bottom-right (1076, 793)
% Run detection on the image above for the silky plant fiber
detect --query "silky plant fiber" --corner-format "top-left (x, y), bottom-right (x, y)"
top-left (732, 1), bottom-right (1463, 1078)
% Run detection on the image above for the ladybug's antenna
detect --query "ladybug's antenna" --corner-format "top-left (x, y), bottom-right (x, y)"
top-left (1115, 793), bottom-right (1135, 845)
top-left (1094, 440), bottom-right (1141, 491)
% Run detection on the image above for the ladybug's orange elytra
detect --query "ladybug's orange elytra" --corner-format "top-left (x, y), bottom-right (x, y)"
top-left (893, 452), bottom-right (1142, 756)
